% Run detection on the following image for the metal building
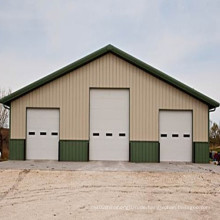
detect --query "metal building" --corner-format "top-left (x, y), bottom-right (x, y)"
top-left (1, 45), bottom-right (219, 162)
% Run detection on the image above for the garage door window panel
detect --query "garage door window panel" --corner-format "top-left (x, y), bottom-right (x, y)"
top-left (159, 111), bottom-right (192, 162)
top-left (28, 132), bottom-right (35, 135)
top-left (40, 132), bottom-right (47, 136)
top-left (26, 109), bottom-right (59, 160)
top-left (90, 89), bottom-right (129, 161)
top-left (51, 132), bottom-right (58, 136)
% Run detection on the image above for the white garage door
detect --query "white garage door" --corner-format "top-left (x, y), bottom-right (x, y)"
top-left (26, 109), bottom-right (59, 160)
top-left (159, 111), bottom-right (192, 162)
top-left (90, 89), bottom-right (129, 161)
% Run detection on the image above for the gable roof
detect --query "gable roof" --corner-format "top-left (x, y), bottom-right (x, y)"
top-left (0, 44), bottom-right (219, 109)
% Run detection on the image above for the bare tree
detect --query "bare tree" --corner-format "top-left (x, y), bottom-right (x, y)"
top-left (0, 88), bottom-right (11, 159)
top-left (0, 88), bottom-right (11, 128)
top-left (210, 122), bottom-right (220, 147)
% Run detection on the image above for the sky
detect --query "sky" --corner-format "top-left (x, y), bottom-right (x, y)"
top-left (0, 0), bottom-right (220, 124)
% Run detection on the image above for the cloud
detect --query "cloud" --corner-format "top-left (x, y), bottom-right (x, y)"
top-left (0, 0), bottom-right (219, 122)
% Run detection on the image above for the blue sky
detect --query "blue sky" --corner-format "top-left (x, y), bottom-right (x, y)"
top-left (0, 0), bottom-right (220, 123)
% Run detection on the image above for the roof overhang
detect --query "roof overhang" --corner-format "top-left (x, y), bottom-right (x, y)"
top-left (0, 44), bottom-right (219, 109)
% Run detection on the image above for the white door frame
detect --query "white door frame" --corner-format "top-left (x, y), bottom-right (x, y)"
top-left (89, 88), bottom-right (130, 161)
top-left (159, 109), bottom-right (193, 162)
top-left (26, 107), bottom-right (60, 160)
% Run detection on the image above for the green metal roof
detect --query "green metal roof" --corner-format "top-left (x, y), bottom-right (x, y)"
top-left (0, 44), bottom-right (219, 109)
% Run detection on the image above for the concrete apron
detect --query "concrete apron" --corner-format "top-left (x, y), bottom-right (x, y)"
top-left (0, 160), bottom-right (220, 173)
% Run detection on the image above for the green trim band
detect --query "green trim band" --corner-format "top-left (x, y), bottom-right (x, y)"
top-left (8, 139), bottom-right (210, 163)
top-left (59, 140), bottom-right (89, 161)
top-left (0, 45), bottom-right (219, 109)
top-left (130, 141), bottom-right (159, 163)
top-left (194, 142), bottom-right (209, 163)
top-left (9, 139), bottom-right (25, 160)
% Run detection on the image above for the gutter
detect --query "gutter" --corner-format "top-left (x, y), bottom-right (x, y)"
top-left (209, 108), bottom-right (216, 112)
top-left (3, 105), bottom-right (10, 110)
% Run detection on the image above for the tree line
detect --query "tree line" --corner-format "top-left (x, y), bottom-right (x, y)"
top-left (210, 122), bottom-right (220, 147)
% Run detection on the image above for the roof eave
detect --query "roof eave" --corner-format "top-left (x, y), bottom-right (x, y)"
top-left (108, 46), bottom-right (220, 109)
top-left (0, 44), bottom-right (219, 110)
top-left (0, 45), bottom-right (111, 106)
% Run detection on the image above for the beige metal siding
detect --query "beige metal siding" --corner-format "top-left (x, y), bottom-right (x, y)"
top-left (11, 53), bottom-right (208, 142)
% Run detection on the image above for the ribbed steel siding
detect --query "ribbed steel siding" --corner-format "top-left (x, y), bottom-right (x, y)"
top-left (59, 140), bottom-right (88, 161)
top-left (130, 141), bottom-right (159, 162)
top-left (11, 53), bottom-right (208, 142)
top-left (9, 139), bottom-right (25, 160)
top-left (194, 142), bottom-right (209, 163)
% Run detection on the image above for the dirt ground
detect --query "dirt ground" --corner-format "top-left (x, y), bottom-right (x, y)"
top-left (0, 168), bottom-right (219, 220)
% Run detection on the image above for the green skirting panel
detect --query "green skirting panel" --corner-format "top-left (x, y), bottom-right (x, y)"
top-left (59, 140), bottom-right (89, 161)
top-left (9, 139), bottom-right (25, 160)
top-left (130, 141), bottom-right (159, 163)
top-left (194, 142), bottom-right (209, 163)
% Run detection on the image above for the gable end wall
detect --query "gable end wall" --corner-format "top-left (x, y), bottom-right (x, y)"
top-left (11, 53), bottom-right (208, 142)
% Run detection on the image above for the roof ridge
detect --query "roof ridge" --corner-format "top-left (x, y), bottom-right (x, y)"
top-left (0, 44), bottom-right (219, 109)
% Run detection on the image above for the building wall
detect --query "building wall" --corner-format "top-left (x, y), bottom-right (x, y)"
top-left (11, 53), bottom-right (208, 142)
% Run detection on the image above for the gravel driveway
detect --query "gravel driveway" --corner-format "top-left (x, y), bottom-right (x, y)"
top-left (0, 161), bottom-right (219, 219)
